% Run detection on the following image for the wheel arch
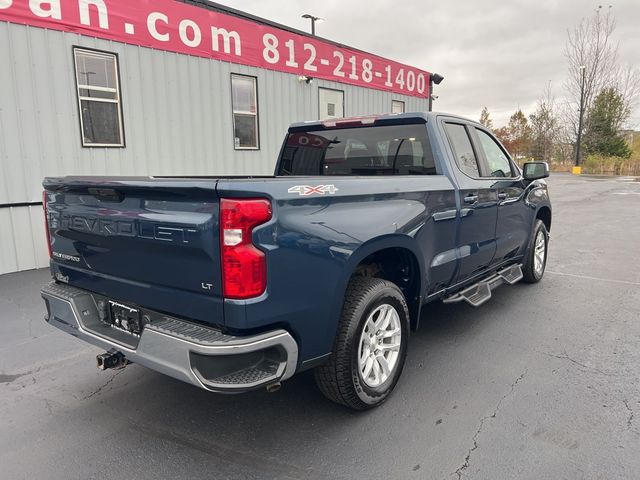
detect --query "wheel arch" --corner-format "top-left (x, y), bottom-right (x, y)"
top-left (536, 205), bottom-right (552, 233)
top-left (332, 235), bottom-right (425, 333)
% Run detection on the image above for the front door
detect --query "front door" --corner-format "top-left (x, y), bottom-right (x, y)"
top-left (442, 121), bottom-right (498, 282)
top-left (471, 127), bottom-right (531, 265)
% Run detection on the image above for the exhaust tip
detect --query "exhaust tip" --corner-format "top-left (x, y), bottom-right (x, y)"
top-left (265, 382), bottom-right (281, 393)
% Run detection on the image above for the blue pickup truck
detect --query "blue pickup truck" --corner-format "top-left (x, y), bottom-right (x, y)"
top-left (41, 112), bottom-right (551, 410)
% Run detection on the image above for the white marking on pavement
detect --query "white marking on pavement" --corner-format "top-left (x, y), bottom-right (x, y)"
top-left (547, 270), bottom-right (640, 286)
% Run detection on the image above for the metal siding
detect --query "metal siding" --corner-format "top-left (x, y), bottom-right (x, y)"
top-left (0, 21), bottom-right (428, 274)
top-left (0, 209), bottom-right (19, 274)
top-left (0, 206), bottom-right (49, 274)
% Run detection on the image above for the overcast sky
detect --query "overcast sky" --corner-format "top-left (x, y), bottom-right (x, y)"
top-left (224, 0), bottom-right (639, 128)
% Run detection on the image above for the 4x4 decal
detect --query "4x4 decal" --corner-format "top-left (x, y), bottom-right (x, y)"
top-left (287, 185), bottom-right (339, 196)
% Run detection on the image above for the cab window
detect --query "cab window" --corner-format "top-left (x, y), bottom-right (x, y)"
top-left (444, 123), bottom-right (480, 177)
top-left (475, 129), bottom-right (513, 178)
top-left (277, 124), bottom-right (436, 176)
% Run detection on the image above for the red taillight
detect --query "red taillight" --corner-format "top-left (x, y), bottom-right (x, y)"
top-left (42, 190), bottom-right (53, 258)
top-left (220, 198), bottom-right (272, 299)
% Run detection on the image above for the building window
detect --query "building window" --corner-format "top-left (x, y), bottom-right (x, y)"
top-left (319, 87), bottom-right (344, 120)
top-left (231, 74), bottom-right (259, 150)
top-left (73, 48), bottom-right (124, 147)
top-left (392, 100), bottom-right (405, 114)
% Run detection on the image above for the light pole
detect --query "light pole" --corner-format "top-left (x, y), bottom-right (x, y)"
top-left (575, 65), bottom-right (586, 167)
top-left (301, 14), bottom-right (323, 36)
top-left (428, 73), bottom-right (444, 112)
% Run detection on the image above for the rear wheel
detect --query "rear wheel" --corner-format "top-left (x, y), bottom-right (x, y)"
top-left (522, 219), bottom-right (548, 283)
top-left (314, 277), bottom-right (409, 410)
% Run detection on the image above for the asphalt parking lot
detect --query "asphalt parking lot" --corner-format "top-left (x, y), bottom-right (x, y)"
top-left (1, 173), bottom-right (639, 479)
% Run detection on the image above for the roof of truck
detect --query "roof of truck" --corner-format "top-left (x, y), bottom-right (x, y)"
top-left (288, 112), bottom-right (480, 132)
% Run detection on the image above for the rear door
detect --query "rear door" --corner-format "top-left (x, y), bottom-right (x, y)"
top-left (442, 121), bottom-right (498, 282)
top-left (471, 127), bottom-right (531, 264)
top-left (43, 177), bottom-right (223, 325)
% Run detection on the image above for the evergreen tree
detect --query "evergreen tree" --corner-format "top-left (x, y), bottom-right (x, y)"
top-left (584, 88), bottom-right (632, 158)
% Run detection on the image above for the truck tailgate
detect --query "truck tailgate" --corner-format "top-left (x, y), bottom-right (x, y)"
top-left (43, 177), bottom-right (223, 325)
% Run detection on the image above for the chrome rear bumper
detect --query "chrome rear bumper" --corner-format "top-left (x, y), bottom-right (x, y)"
top-left (41, 282), bottom-right (298, 393)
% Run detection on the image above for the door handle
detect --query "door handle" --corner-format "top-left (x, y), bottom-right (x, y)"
top-left (463, 194), bottom-right (478, 204)
top-left (497, 192), bottom-right (508, 200)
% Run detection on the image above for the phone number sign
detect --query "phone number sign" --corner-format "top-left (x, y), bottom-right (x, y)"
top-left (0, 0), bottom-right (431, 98)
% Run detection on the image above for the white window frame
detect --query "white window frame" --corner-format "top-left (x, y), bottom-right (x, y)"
top-left (392, 100), bottom-right (405, 114)
top-left (231, 74), bottom-right (260, 150)
top-left (73, 47), bottom-right (125, 148)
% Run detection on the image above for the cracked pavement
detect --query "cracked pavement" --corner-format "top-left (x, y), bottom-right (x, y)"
top-left (453, 370), bottom-right (528, 479)
top-left (1, 174), bottom-right (639, 479)
top-left (82, 368), bottom-right (126, 400)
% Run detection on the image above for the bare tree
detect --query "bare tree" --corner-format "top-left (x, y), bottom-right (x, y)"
top-left (479, 106), bottom-right (493, 129)
top-left (612, 64), bottom-right (640, 129)
top-left (563, 6), bottom-right (618, 138)
top-left (529, 83), bottom-right (560, 161)
top-left (563, 6), bottom-right (640, 149)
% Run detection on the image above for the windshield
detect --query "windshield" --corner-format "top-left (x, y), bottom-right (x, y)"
top-left (277, 124), bottom-right (436, 176)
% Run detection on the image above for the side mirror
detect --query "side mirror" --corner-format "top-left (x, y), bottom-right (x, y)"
top-left (522, 162), bottom-right (549, 181)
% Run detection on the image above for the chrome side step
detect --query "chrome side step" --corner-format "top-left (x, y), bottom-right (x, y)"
top-left (443, 264), bottom-right (523, 307)
top-left (498, 263), bottom-right (524, 285)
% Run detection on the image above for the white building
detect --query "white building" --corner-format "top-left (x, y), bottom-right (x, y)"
top-left (0, 0), bottom-right (431, 275)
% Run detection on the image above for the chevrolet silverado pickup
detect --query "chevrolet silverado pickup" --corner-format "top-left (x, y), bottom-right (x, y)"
top-left (41, 112), bottom-right (551, 410)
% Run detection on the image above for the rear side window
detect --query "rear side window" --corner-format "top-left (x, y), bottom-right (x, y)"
top-left (278, 124), bottom-right (436, 176)
top-left (445, 123), bottom-right (480, 177)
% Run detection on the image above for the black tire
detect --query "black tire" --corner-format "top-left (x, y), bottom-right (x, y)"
top-left (522, 219), bottom-right (549, 283)
top-left (314, 276), bottom-right (410, 410)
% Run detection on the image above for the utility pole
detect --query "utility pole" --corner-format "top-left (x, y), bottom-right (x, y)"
top-left (575, 65), bottom-right (586, 167)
